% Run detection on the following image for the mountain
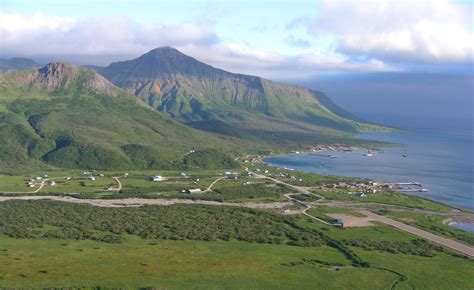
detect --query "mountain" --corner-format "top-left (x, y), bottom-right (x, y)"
top-left (0, 62), bottom-right (248, 173)
top-left (0, 57), bottom-right (41, 72)
top-left (95, 47), bottom-right (389, 143)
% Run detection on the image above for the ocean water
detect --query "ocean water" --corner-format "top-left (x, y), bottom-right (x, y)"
top-left (265, 114), bottom-right (474, 211)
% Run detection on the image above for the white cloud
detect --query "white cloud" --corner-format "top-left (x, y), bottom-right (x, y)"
top-left (0, 12), bottom-right (218, 62)
top-left (183, 44), bottom-right (398, 80)
top-left (299, 0), bottom-right (474, 64)
top-left (0, 12), bottom-right (397, 78)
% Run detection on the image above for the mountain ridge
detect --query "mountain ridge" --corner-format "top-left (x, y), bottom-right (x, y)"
top-left (93, 47), bottom-right (389, 141)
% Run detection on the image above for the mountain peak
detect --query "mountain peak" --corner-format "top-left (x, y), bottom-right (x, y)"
top-left (104, 47), bottom-right (225, 79)
top-left (39, 62), bottom-right (80, 80)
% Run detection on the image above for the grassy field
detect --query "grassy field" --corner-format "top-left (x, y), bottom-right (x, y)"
top-left (0, 200), bottom-right (472, 288)
top-left (212, 178), bottom-right (293, 202)
top-left (313, 188), bottom-right (454, 212)
top-left (246, 161), bottom-right (363, 187)
top-left (1, 221), bottom-right (472, 288)
top-left (0, 169), bottom-right (226, 198)
top-left (306, 206), bottom-right (366, 223)
top-left (381, 210), bottom-right (474, 246)
top-left (0, 235), bottom-right (398, 289)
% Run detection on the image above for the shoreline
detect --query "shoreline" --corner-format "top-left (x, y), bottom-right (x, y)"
top-left (263, 153), bottom-right (471, 212)
top-left (260, 146), bottom-right (474, 233)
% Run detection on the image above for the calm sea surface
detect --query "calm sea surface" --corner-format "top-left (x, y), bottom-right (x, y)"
top-left (265, 114), bottom-right (474, 213)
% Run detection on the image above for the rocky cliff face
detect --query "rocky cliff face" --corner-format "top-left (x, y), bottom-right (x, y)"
top-left (0, 62), bottom-right (119, 96)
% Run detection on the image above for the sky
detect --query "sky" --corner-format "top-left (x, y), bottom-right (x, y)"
top-left (1, 0), bottom-right (473, 122)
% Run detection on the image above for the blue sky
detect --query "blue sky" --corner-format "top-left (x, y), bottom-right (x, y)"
top-left (2, 0), bottom-right (472, 79)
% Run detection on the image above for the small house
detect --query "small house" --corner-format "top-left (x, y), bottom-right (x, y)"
top-left (151, 175), bottom-right (165, 182)
top-left (49, 181), bottom-right (56, 186)
top-left (90, 176), bottom-right (96, 181)
top-left (185, 188), bottom-right (202, 194)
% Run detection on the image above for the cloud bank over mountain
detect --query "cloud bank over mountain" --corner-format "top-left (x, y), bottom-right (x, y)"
top-left (0, 0), bottom-right (472, 79)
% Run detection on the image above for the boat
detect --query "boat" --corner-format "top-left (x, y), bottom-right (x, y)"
top-left (330, 155), bottom-right (339, 159)
top-left (402, 154), bottom-right (408, 157)
top-left (418, 188), bottom-right (430, 192)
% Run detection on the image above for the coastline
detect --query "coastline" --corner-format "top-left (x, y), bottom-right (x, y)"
top-left (261, 140), bottom-right (474, 233)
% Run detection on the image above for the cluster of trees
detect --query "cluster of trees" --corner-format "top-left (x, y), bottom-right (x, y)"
top-left (0, 200), bottom-right (325, 247)
top-left (342, 239), bottom-right (443, 257)
top-left (180, 149), bottom-right (239, 169)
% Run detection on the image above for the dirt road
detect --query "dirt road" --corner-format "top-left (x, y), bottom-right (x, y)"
top-left (252, 172), bottom-right (322, 198)
top-left (360, 210), bottom-right (474, 257)
top-left (204, 177), bottom-right (225, 192)
top-left (109, 176), bottom-right (122, 191)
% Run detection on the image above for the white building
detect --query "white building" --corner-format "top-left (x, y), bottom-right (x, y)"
top-left (186, 188), bottom-right (202, 194)
top-left (151, 175), bottom-right (165, 182)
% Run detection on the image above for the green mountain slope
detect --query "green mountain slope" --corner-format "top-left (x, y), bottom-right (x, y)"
top-left (96, 47), bottom-right (389, 142)
top-left (0, 63), bottom-right (246, 173)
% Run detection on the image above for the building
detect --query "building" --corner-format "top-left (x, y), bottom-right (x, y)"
top-left (49, 181), bottom-right (56, 186)
top-left (151, 175), bottom-right (165, 182)
top-left (90, 176), bottom-right (96, 181)
top-left (342, 222), bottom-right (351, 228)
top-left (185, 188), bottom-right (202, 194)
